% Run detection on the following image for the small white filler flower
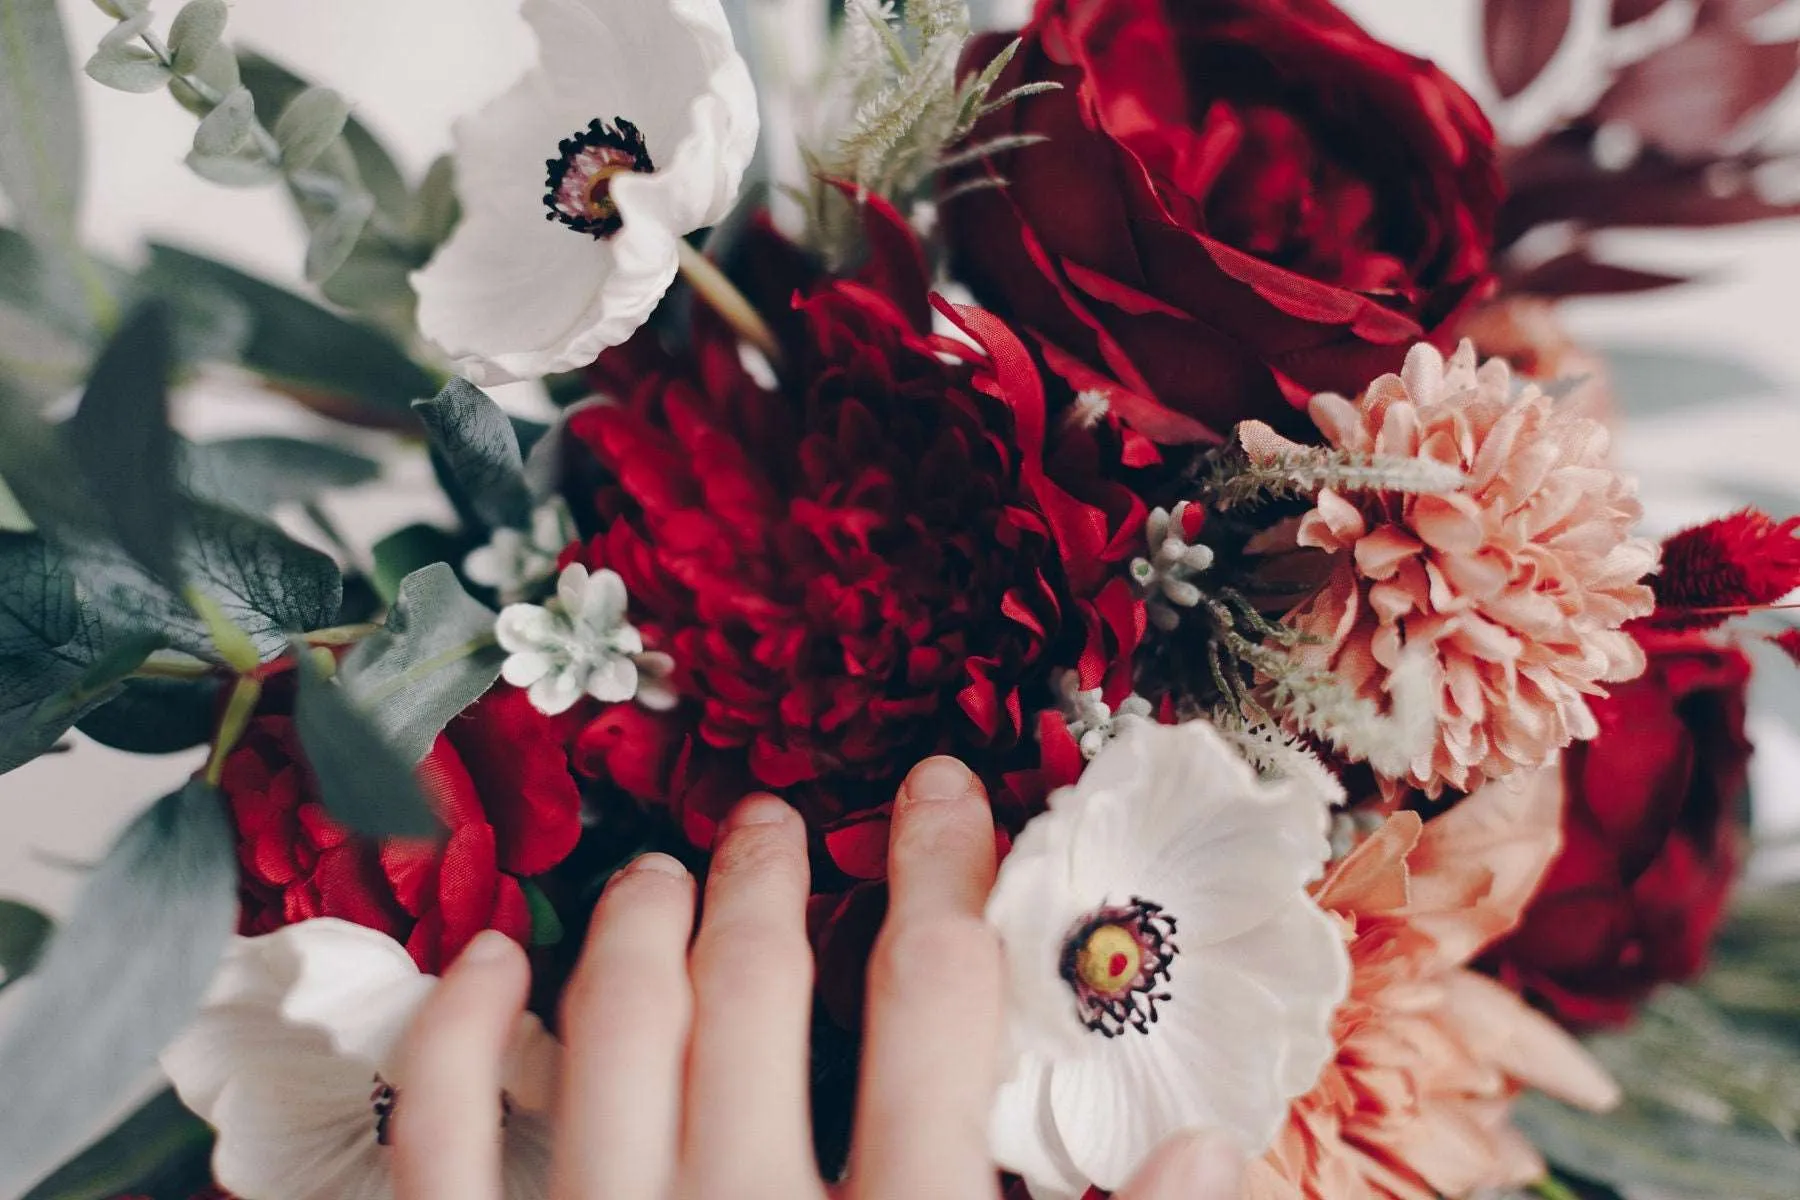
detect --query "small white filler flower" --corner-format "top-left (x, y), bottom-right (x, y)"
top-left (160, 920), bottom-right (559, 1200)
top-left (414, 0), bottom-right (759, 383)
top-left (986, 720), bottom-right (1349, 1200)
top-left (496, 562), bottom-right (677, 716)
top-left (464, 497), bottom-right (579, 604)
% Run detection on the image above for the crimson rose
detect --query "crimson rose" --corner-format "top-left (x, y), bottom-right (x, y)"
top-left (223, 679), bottom-right (584, 972)
top-left (943, 0), bottom-right (1501, 441)
top-left (1484, 634), bottom-right (1753, 1028)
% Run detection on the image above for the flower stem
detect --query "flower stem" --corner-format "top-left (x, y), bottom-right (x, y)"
top-left (1529, 1177), bottom-right (1585, 1200)
top-left (301, 623), bottom-right (381, 647)
top-left (675, 239), bottom-right (784, 369)
top-left (203, 675), bottom-right (264, 787)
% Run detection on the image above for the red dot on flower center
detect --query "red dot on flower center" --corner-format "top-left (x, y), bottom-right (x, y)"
top-left (1108, 952), bottom-right (1129, 978)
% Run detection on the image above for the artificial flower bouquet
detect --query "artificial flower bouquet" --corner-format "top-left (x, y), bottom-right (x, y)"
top-left (1, 0), bottom-right (1798, 1197)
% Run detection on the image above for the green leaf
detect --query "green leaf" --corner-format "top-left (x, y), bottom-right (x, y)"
top-left (165, 0), bottom-right (226, 75)
top-left (408, 153), bottom-right (461, 249)
top-left (415, 379), bottom-right (535, 531)
top-left (0, 533), bottom-right (77, 657)
top-left (238, 51), bottom-right (408, 218)
top-left (183, 143), bottom-right (278, 187)
top-left (190, 84), bottom-right (256, 157)
top-left (0, 474), bottom-right (31, 532)
top-left (0, 0), bottom-right (85, 246)
top-left (20, 1088), bottom-right (214, 1200)
top-left (371, 522), bottom-right (467, 606)
top-left (272, 85), bottom-right (349, 173)
top-left (65, 501), bottom-right (342, 661)
top-left (0, 627), bottom-right (165, 773)
top-left (75, 674), bottom-right (221, 755)
top-left (142, 244), bottom-right (437, 423)
top-left (168, 40), bottom-right (238, 116)
top-left (520, 878), bottom-right (565, 947)
top-left (83, 16), bottom-right (171, 95)
top-left (177, 435), bottom-right (380, 514)
top-left (0, 227), bottom-right (98, 400)
top-left (0, 898), bottom-right (52, 991)
top-left (0, 782), bottom-right (236, 1198)
top-left (303, 188), bottom-right (374, 283)
top-left (89, 0), bottom-right (149, 17)
top-left (66, 300), bottom-right (182, 591)
top-left (0, 389), bottom-right (107, 543)
top-left (293, 642), bottom-right (440, 837)
top-left (339, 563), bottom-right (505, 764)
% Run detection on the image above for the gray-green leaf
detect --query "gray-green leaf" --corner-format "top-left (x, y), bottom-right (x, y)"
top-left (177, 435), bottom-right (380, 514)
top-left (340, 563), bottom-right (506, 764)
top-left (303, 188), bottom-right (374, 283)
top-left (0, 899), bottom-right (52, 992)
top-left (238, 52), bottom-right (407, 219)
top-left (84, 29), bottom-right (171, 95)
top-left (0, 533), bottom-right (76, 657)
top-left (66, 300), bottom-right (182, 592)
top-left (190, 85), bottom-right (256, 157)
top-left (89, 0), bottom-right (149, 17)
top-left (183, 144), bottom-right (279, 186)
top-left (415, 379), bottom-right (534, 531)
top-left (273, 85), bottom-right (349, 173)
top-left (0, 781), bottom-right (237, 1199)
top-left (166, 0), bottom-right (227, 75)
top-left (0, 0), bottom-right (85, 246)
top-left (294, 644), bottom-right (440, 837)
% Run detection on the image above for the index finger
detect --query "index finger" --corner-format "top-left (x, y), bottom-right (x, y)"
top-left (848, 757), bottom-right (1003, 1199)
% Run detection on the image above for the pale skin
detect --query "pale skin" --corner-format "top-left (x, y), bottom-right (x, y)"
top-left (390, 756), bottom-right (1247, 1200)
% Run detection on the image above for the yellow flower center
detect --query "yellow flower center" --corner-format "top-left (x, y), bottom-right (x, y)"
top-left (1074, 923), bottom-right (1141, 995)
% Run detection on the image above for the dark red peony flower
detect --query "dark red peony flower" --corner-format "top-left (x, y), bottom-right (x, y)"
top-left (563, 273), bottom-right (1147, 845)
top-left (223, 678), bottom-right (584, 972)
top-left (1483, 634), bottom-right (1753, 1028)
top-left (942, 0), bottom-right (1501, 442)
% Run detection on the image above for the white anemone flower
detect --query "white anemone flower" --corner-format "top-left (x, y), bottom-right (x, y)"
top-left (414, 0), bottom-right (759, 384)
top-left (161, 919), bottom-right (559, 1200)
top-left (986, 720), bottom-right (1349, 1200)
top-left (496, 562), bottom-right (678, 716)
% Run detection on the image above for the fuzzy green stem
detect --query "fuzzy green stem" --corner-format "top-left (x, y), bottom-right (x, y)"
top-left (1529, 1177), bottom-right (1585, 1200)
top-left (203, 675), bottom-right (264, 786)
top-left (301, 623), bottom-right (381, 647)
top-left (132, 655), bottom-right (218, 681)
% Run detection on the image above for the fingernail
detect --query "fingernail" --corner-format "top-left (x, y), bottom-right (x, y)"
top-left (624, 851), bottom-right (689, 878)
top-left (903, 756), bottom-right (972, 804)
top-left (461, 929), bottom-right (517, 965)
top-left (727, 793), bottom-right (794, 828)
top-left (1179, 1131), bottom-right (1244, 1196)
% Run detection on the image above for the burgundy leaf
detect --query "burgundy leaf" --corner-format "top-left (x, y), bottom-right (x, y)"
top-left (1485, 0), bottom-right (1574, 98)
top-left (1500, 248), bottom-right (1694, 297)
top-left (1596, 29), bottom-right (1799, 158)
top-left (1612, 0), bottom-right (1667, 21)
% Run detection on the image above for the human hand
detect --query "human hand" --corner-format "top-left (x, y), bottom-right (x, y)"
top-left (389, 757), bottom-right (1246, 1199)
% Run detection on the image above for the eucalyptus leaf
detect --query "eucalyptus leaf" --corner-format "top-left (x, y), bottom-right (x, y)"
top-left (191, 85), bottom-right (257, 158)
top-left (169, 42), bottom-right (240, 116)
top-left (0, 533), bottom-right (77, 658)
top-left (66, 301), bottom-right (182, 592)
top-left (293, 643), bottom-right (440, 837)
top-left (0, 898), bottom-right (52, 991)
top-left (238, 52), bottom-right (408, 218)
top-left (90, 0), bottom-right (149, 17)
top-left (0, 0), bottom-right (85, 247)
top-left (143, 244), bottom-right (436, 423)
top-left (408, 153), bottom-right (461, 249)
top-left (19, 1088), bottom-right (214, 1200)
top-left (340, 563), bottom-right (506, 764)
top-left (272, 85), bottom-right (349, 173)
top-left (75, 674), bottom-right (221, 755)
top-left (84, 42), bottom-right (171, 93)
top-left (166, 0), bottom-right (227, 75)
top-left (177, 435), bottom-right (381, 514)
top-left (64, 501), bottom-right (342, 661)
top-left (183, 144), bottom-right (279, 187)
top-left (415, 378), bottom-right (535, 531)
top-left (0, 781), bottom-right (236, 1199)
top-left (303, 188), bottom-right (374, 283)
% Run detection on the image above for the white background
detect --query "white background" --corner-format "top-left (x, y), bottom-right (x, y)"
top-left (3, 0), bottom-right (1797, 926)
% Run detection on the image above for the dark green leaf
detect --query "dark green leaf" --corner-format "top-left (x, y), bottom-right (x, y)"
top-left (0, 533), bottom-right (77, 657)
top-left (142, 244), bottom-right (436, 423)
top-left (371, 522), bottom-right (467, 606)
top-left (521, 878), bottom-right (564, 947)
top-left (237, 51), bottom-right (408, 218)
top-left (0, 781), bottom-right (237, 1198)
top-left (0, 898), bottom-right (52, 991)
top-left (0, 0), bottom-right (85, 246)
top-left (0, 371), bottom-right (107, 543)
top-left (177, 435), bottom-right (380, 514)
top-left (76, 674), bottom-right (221, 755)
top-left (293, 644), bottom-right (440, 837)
top-left (165, 0), bottom-right (227, 76)
top-left (20, 1088), bottom-right (213, 1200)
top-left (0, 609), bottom-right (154, 775)
top-left (66, 301), bottom-right (182, 591)
top-left (415, 379), bottom-right (534, 530)
top-left (339, 563), bottom-right (505, 764)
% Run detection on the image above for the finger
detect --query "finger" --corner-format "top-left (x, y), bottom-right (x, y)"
top-left (1114, 1130), bottom-right (1245, 1200)
top-left (680, 794), bottom-right (819, 1195)
top-left (553, 853), bottom-right (696, 1200)
top-left (849, 757), bottom-right (1002, 1200)
top-left (391, 930), bottom-right (531, 1200)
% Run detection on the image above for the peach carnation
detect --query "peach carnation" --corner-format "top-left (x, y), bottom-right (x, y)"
top-left (1245, 766), bottom-right (1620, 1200)
top-left (1246, 340), bottom-right (1656, 796)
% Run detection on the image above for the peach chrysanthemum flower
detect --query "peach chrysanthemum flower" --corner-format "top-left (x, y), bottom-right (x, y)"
top-left (1244, 767), bottom-right (1620, 1200)
top-left (1243, 340), bottom-right (1657, 797)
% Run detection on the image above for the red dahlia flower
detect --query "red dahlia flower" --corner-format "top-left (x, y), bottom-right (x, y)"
top-left (563, 277), bottom-right (1147, 842)
top-left (223, 678), bottom-right (584, 972)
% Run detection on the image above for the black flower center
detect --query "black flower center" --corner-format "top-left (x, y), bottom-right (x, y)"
top-left (544, 117), bottom-right (656, 239)
top-left (371, 1074), bottom-right (398, 1146)
top-left (1059, 897), bottom-right (1177, 1037)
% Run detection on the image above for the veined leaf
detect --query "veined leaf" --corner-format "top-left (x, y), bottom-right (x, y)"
top-left (294, 644), bottom-right (440, 838)
top-left (0, 781), bottom-right (237, 1198)
top-left (0, 532), bottom-right (77, 657)
top-left (414, 378), bottom-right (534, 531)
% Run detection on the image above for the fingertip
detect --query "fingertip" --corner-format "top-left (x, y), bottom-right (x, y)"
top-left (722, 791), bottom-right (799, 836)
top-left (899, 756), bottom-right (978, 807)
